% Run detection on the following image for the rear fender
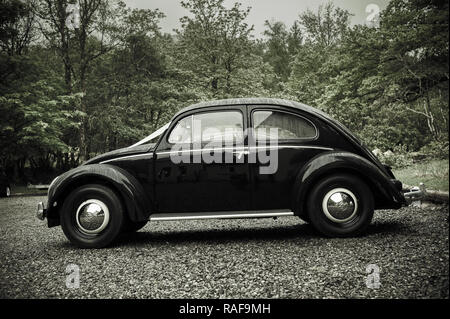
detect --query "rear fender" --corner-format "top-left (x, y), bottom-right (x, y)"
top-left (292, 151), bottom-right (405, 216)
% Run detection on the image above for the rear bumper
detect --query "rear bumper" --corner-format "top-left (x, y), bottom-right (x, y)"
top-left (388, 177), bottom-right (426, 205)
top-left (402, 184), bottom-right (426, 204)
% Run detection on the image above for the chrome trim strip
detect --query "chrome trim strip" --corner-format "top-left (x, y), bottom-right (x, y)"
top-left (249, 145), bottom-right (333, 151)
top-left (155, 145), bottom-right (332, 156)
top-left (100, 145), bottom-right (333, 162)
top-left (149, 210), bottom-right (294, 221)
top-left (156, 146), bottom-right (245, 156)
top-left (100, 153), bottom-right (153, 164)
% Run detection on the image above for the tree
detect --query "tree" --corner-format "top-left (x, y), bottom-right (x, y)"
top-left (176, 0), bottom-right (266, 97)
top-left (34, 0), bottom-right (123, 159)
top-left (286, 3), bottom-right (352, 105)
top-left (377, 0), bottom-right (449, 140)
top-left (0, 0), bottom-right (36, 56)
top-left (298, 2), bottom-right (352, 47)
top-left (263, 21), bottom-right (290, 81)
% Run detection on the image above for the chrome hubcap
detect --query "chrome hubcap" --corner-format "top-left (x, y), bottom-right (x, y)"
top-left (322, 188), bottom-right (358, 223)
top-left (75, 199), bottom-right (110, 234)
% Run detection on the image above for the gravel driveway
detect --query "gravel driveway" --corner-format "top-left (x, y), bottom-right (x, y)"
top-left (0, 196), bottom-right (448, 299)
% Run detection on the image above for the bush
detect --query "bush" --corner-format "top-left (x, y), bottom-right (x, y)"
top-left (377, 152), bottom-right (413, 169)
top-left (419, 140), bottom-right (449, 160)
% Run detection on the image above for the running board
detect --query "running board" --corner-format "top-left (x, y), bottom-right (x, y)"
top-left (149, 209), bottom-right (294, 221)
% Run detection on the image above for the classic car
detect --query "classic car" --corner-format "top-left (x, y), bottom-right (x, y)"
top-left (37, 98), bottom-right (409, 248)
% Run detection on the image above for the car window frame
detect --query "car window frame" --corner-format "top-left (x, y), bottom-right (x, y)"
top-left (250, 107), bottom-right (319, 143)
top-left (167, 115), bottom-right (193, 144)
top-left (166, 109), bottom-right (246, 148)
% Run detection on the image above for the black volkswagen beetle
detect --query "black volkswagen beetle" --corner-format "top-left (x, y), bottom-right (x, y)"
top-left (37, 98), bottom-right (407, 248)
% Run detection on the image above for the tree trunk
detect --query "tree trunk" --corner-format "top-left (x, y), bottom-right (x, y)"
top-left (424, 90), bottom-right (438, 139)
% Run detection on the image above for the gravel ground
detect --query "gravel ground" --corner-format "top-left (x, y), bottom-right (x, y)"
top-left (0, 195), bottom-right (448, 299)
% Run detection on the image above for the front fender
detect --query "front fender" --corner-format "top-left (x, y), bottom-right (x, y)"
top-left (292, 151), bottom-right (405, 216)
top-left (46, 164), bottom-right (151, 227)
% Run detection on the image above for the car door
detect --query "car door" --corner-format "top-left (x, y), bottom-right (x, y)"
top-left (154, 106), bottom-right (251, 213)
top-left (247, 105), bottom-right (332, 210)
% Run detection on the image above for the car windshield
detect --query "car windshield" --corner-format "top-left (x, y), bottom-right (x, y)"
top-left (129, 122), bottom-right (170, 148)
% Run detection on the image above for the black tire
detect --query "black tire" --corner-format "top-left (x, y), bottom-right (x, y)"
top-left (122, 218), bottom-right (148, 233)
top-left (60, 184), bottom-right (125, 248)
top-left (307, 174), bottom-right (374, 237)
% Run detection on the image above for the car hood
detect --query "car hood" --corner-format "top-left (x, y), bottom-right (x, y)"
top-left (83, 144), bottom-right (156, 165)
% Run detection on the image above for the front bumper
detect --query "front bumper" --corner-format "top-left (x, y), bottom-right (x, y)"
top-left (36, 202), bottom-right (47, 220)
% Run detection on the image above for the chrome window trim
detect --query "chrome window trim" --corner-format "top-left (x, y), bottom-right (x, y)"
top-left (166, 109), bottom-right (245, 145)
top-left (100, 153), bottom-right (154, 164)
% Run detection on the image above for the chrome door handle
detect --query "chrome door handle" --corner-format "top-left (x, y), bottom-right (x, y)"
top-left (233, 150), bottom-right (249, 160)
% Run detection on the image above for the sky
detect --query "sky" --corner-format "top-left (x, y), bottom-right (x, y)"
top-left (123, 0), bottom-right (390, 37)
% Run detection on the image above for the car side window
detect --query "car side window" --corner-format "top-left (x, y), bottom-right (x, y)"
top-left (193, 111), bottom-right (243, 145)
top-left (168, 111), bottom-right (244, 145)
top-left (252, 110), bottom-right (317, 140)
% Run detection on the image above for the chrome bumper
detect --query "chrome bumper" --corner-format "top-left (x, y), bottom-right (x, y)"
top-left (403, 183), bottom-right (426, 204)
top-left (36, 202), bottom-right (46, 220)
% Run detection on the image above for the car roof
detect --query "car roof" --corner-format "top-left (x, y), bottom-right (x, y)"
top-left (174, 97), bottom-right (329, 118)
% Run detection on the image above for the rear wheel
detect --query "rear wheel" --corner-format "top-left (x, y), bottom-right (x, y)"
top-left (60, 184), bottom-right (125, 248)
top-left (307, 174), bottom-right (374, 237)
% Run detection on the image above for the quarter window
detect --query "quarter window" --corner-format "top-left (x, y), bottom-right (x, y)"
top-left (252, 110), bottom-right (317, 140)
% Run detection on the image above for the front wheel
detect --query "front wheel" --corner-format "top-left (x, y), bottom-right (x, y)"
top-left (307, 174), bottom-right (374, 237)
top-left (60, 184), bottom-right (125, 248)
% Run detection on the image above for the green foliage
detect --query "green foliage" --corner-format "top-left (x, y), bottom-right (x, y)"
top-left (0, 0), bottom-right (448, 183)
top-left (285, 0), bottom-right (448, 152)
top-left (175, 0), bottom-right (271, 98)
top-left (0, 81), bottom-right (82, 164)
top-left (376, 146), bottom-right (414, 169)
top-left (420, 140), bottom-right (450, 160)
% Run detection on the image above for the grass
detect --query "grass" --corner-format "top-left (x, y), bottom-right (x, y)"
top-left (393, 159), bottom-right (449, 192)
